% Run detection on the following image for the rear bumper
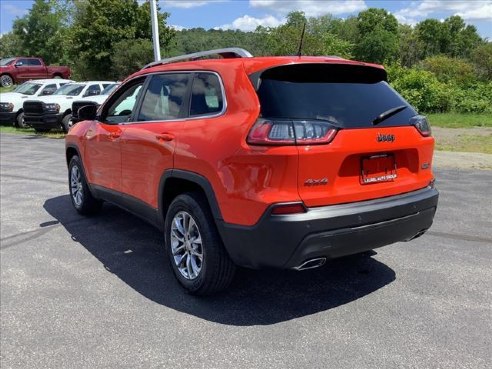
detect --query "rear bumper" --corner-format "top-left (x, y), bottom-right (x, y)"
top-left (218, 186), bottom-right (439, 269)
top-left (24, 113), bottom-right (63, 129)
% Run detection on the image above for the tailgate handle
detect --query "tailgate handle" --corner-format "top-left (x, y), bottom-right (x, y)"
top-left (156, 133), bottom-right (174, 142)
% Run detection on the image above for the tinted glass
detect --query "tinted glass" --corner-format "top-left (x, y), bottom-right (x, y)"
top-left (85, 84), bottom-right (101, 96)
top-left (256, 64), bottom-right (417, 128)
top-left (40, 84), bottom-right (57, 95)
top-left (18, 59), bottom-right (30, 66)
top-left (190, 73), bottom-right (223, 117)
top-left (138, 73), bottom-right (190, 121)
top-left (28, 59), bottom-right (42, 66)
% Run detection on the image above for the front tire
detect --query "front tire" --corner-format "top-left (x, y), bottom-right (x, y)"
top-left (0, 74), bottom-right (13, 87)
top-left (68, 155), bottom-right (102, 215)
top-left (62, 114), bottom-right (72, 133)
top-left (16, 111), bottom-right (27, 128)
top-left (165, 193), bottom-right (236, 295)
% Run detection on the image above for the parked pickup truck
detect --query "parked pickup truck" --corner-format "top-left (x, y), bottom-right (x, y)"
top-left (0, 57), bottom-right (71, 87)
top-left (0, 79), bottom-right (73, 127)
top-left (23, 81), bottom-right (115, 132)
top-left (70, 82), bottom-right (120, 126)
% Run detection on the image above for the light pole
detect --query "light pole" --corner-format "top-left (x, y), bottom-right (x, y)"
top-left (150, 0), bottom-right (161, 61)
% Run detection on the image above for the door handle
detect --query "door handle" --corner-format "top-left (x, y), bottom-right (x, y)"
top-left (156, 133), bottom-right (174, 142)
top-left (109, 131), bottom-right (121, 139)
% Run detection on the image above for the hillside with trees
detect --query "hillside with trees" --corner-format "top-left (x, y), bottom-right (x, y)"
top-left (1, 0), bottom-right (490, 114)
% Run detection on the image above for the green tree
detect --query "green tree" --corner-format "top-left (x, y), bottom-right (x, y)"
top-left (354, 8), bottom-right (399, 63)
top-left (0, 33), bottom-right (22, 58)
top-left (398, 24), bottom-right (423, 67)
top-left (69, 0), bottom-right (174, 79)
top-left (11, 0), bottom-right (70, 64)
top-left (111, 39), bottom-right (154, 79)
top-left (470, 42), bottom-right (492, 81)
top-left (258, 11), bottom-right (352, 58)
top-left (421, 55), bottom-right (476, 85)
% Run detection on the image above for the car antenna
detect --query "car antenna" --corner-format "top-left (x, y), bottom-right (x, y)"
top-left (297, 22), bottom-right (306, 57)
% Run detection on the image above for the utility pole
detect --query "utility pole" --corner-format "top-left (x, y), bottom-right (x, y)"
top-left (150, 0), bottom-right (161, 61)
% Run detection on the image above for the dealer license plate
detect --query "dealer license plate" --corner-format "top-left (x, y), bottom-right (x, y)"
top-left (361, 154), bottom-right (397, 184)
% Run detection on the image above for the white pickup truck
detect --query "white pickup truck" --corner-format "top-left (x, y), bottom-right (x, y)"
top-left (70, 83), bottom-right (120, 126)
top-left (0, 79), bottom-right (73, 127)
top-left (23, 81), bottom-right (115, 132)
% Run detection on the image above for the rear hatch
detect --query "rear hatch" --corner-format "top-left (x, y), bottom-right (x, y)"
top-left (252, 63), bottom-right (435, 207)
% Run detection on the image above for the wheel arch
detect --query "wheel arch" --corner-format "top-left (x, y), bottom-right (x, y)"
top-left (0, 73), bottom-right (15, 86)
top-left (65, 144), bottom-right (81, 167)
top-left (159, 170), bottom-right (223, 224)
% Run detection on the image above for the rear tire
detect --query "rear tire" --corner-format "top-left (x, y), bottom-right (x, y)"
top-left (165, 193), bottom-right (236, 295)
top-left (68, 155), bottom-right (102, 215)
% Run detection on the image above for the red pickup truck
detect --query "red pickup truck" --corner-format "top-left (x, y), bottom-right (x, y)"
top-left (0, 57), bottom-right (71, 87)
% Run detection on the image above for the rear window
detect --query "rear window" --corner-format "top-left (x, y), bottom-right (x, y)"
top-left (256, 64), bottom-right (417, 128)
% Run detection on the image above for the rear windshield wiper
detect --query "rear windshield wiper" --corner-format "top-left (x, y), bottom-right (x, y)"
top-left (372, 105), bottom-right (407, 125)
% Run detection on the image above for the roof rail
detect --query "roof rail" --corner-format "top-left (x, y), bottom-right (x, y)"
top-left (142, 48), bottom-right (253, 69)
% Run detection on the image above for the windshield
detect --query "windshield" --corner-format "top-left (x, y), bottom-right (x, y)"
top-left (54, 84), bottom-right (85, 96)
top-left (13, 82), bottom-right (42, 95)
top-left (101, 83), bottom-right (119, 95)
top-left (256, 64), bottom-right (417, 128)
top-left (0, 58), bottom-right (16, 66)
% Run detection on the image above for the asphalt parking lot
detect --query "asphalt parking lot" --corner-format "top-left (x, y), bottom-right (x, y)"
top-left (1, 133), bottom-right (491, 369)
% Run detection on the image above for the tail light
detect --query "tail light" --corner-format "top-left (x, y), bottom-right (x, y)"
top-left (247, 119), bottom-right (338, 146)
top-left (411, 115), bottom-right (431, 137)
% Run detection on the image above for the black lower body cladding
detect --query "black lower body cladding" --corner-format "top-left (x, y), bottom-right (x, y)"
top-left (217, 187), bottom-right (439, 269)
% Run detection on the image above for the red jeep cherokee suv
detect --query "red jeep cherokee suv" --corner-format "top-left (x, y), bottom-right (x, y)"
top-left (65, 48), bottom-right (438, 295)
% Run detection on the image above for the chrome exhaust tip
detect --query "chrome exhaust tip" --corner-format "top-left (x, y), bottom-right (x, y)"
top-left (292, 257), bottom-right (327, 271)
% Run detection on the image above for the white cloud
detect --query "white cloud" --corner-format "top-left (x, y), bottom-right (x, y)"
top-left (250, 0), bottom-right (367, 17)
top-left (162, 0), bottom-right (227, 9)
top-left (2, 3), bottom-right (28, 17)
top-left (394, 0), bottom-right (492, 23)
top-left (170, 24), bottom-right (187, 31)
top-left (216, 15), bottom-right (285, 31)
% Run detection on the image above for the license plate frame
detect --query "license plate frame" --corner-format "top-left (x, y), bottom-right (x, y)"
top-left (360, 153), bottom-right (397, 185)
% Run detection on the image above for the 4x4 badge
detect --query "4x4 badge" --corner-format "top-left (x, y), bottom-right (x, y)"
top-left (377, 133), bottom-right (395, 142)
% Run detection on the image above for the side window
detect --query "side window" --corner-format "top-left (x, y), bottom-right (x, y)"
top-left (18, 59), bottom-right (29, 67)
top-left (85, 84), bottom-right (101, 97)
top-left (29, 59), bottom-right (42, 66)
top-left (138, 73), bottom-right (190, 121)
top-left (190, 73), bottom-right (224, 117)
top-left (104, 82), bottom-right (144, 124)
top-left (40, 84), bottom-right (57, 96)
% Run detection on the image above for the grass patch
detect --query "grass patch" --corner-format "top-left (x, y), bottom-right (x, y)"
top-left (427, 113), bottom-right (492, 128)
top-left (0, 85), bottom-right (16, 93)
top-left (0, 125), bottom-right (65, 139)
top-left (435, 134), bottom-right (492, 154)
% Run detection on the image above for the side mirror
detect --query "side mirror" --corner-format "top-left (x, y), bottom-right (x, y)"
top-left (78, 104), bottom-right (98, 121)
top-left (41, 89), bottom-right (55, 96)
top-left (14, 61), bottom-right (23, 67)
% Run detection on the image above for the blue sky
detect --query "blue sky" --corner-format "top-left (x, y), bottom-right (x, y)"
top-left (1, 0), bottom-right (491, 39)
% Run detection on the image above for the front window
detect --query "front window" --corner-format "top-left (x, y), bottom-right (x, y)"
top-left (54, 84), bottom-right (85, 96)
top-left (14, 82), bottom-right (42, 95)
top-left (104, 82), bottom-right (143, 124)
top-left (0, 58), bottom-right (16, 66)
